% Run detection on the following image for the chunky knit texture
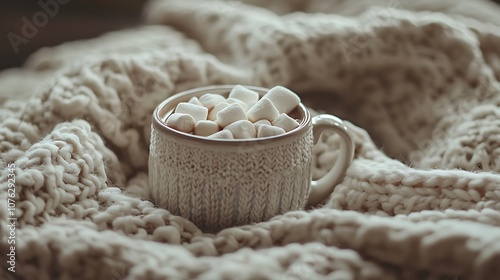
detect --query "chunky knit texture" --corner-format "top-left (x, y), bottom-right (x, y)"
top-left (1, 0), bottom-right (500, 279)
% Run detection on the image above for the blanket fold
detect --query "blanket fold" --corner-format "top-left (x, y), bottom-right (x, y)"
top-left (1, 0), bottom-right (499, 279)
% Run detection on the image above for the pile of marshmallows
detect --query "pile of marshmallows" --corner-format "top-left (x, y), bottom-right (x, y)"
top-left (165, 85), bottom-right (301, 139)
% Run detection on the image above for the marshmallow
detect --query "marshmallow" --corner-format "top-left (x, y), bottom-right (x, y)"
top-left (224, 120), bottom-right (256, 139)
top-left (253, 119), bottom-right (271, 130)
top-left (188, 97), bottom-right (203, 106)
top-left (246, 97), bottom-right (280, 122)
top-left (208, 130), bottom-right (234, 139)
top-left (257, 124), bottom-right (286, 138)
top-left (194, 120), bottom-right (219, 137)
top-left (246, 102), bottom-right (257, 112)
top-left (165, 113), bottom-right (196, 133)
top-left (199, 93), bottom-right (226, 110)
top-left (263, 86), bottom-right (301, 114)
top-left (215, 103), bottom-right (247, 128)
top-left (175, 102), bottom-right (208, 122)
top-left (272, 113), bottom-right (300, 132)
top-left (228, 85), bottom-right (259, 106)
top-left (208, 102), bottom-right (229, 121)
top-left (225, 98), bottom-right (248, 111)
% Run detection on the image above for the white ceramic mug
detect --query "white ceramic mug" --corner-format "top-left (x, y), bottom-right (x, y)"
top-left (149, 85), bottom-right (354, 232)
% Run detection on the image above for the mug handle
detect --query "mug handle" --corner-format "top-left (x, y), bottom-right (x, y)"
top-left (307, 114), bottom-right (355, 206)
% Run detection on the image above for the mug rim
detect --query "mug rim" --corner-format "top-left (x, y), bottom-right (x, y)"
top-left (152, 85), bottom-right (311, 147)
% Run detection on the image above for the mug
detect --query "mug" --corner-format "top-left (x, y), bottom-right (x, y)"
top-left (149, 85), bottom-right (354, 232)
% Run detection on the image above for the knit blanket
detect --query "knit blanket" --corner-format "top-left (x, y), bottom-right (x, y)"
top-left (1, 0), bottom-right (500, 279)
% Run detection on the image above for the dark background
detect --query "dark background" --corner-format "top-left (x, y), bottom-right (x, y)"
top-left (0, 0), bottom-right (146, 70)
top-left (1, 0), bottom-right (499, 71)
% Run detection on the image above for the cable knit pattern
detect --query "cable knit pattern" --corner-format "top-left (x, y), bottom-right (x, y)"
top-left (149, 126), bottom-right (313, 232)
top-left (1, 0), bottom-right (500, 279)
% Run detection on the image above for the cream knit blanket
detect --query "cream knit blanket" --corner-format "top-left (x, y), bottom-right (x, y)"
top-left (1, 0), bottom-right (500, 279)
